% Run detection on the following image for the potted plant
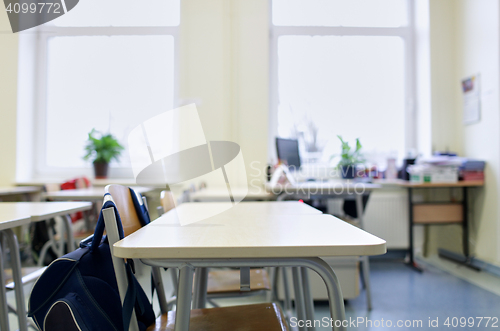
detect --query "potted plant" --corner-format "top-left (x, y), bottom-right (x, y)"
top-left (83, 129), bottom-right (124, 179)
top-left (336, 135), bottom-right (364, 179)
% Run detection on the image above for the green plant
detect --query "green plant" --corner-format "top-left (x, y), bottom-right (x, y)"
top-left (83, 129), bottom-right (124, 164)
top-left (336, 135), bottom-right (364, 167)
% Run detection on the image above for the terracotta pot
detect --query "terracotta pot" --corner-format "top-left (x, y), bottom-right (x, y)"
top-left (93, 162), bottom-right (109, 179)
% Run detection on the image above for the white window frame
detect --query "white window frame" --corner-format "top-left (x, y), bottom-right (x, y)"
top-left (32, 24), bottom-right (179, 179)
top-left (268, 0), bottom-right (417, 162)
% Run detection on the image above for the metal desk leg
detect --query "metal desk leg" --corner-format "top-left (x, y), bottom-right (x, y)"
top-left (143, 257), bottom-right (347, 331)
top-left (4, 229), bottom-right (28, 331)
top-left (151, 267), bottom-right (169, 314)
top-left (0, 243), bottom-right (10, 331)
top-left (360, 256), bottom-right (372, 311)
top-left (292, 267), bottom-right (307, 331)
top-left (300, 267), bottom-right (316, 331)
top-left (170, 268), bottom-right (179, 297)
top-left (407, 188), bottom-right (423, 272)
top-left (175, 264), bottom-right (194, 331)
top-left (438, 187), bottom-right (481, 271)
top-left (462, 186), bottom-right (469, 257)
top-left (192, 267), bottom-right (208, 309)
top-left (63, 214), bottom-right (76, 252)
top-left (355, 194), bottom-right (373, 309)
top-left (282, 267), bottom-right (293, 316)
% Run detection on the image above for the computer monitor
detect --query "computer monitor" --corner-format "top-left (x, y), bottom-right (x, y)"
top-left (276, 137), bottom-right (301, 170)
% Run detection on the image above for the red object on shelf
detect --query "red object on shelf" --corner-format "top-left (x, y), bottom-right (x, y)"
top-left (461, 171), bottom-right (484, 181)
top-left (61, 177), bottom-right (92, 222)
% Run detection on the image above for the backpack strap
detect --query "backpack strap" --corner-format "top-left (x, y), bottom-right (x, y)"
top-left (90, 197), bottom-right (125, 253)
top-left (122, 263), bottom-right (137, 331)
top-left (129, 188), bottom-right (151, 226)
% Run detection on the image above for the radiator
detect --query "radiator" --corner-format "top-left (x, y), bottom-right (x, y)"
top-left (364, 191), bottom-right (410, 249)
top-left (327, 190), bottom-right (414, 249)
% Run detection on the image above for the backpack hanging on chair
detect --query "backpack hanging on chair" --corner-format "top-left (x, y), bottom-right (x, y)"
top-left (28, 192), bottom-right (155, 331)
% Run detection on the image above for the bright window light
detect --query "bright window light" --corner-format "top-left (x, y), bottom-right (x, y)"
top-left (277, 35), bottom-right (406, 162)
top-left (45, 35), bottom-right (175, 168)
top-left (54, 0), bottom-right (180, 27)
top-left (272, 0), bottom-right (407, 27)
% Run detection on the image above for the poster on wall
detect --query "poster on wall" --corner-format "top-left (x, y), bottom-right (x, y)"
top-left (462, 74), bottom-right (481, 125)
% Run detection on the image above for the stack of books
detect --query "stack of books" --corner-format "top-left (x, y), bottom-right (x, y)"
top-left (407, 156), bottom-right (486, 183)
top-left (460, 160), bottom-right (485, 181)
top-left (407, 156), bottom-right (461, 183)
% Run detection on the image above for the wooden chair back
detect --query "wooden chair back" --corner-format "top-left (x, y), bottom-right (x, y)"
top-left (103, 185), bottom-right (169, 330)
top-left (160, 190), bottom-right (176, 214)
top-left (105, 185), bottom-right (142, 237)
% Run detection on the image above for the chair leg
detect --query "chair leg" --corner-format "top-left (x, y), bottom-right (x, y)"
top-left (271, 267), bottom-right (279, 302)
top-left (7, 304), bottom-right (39, 330)
top-left (206, 298), bottom-right (219, 307)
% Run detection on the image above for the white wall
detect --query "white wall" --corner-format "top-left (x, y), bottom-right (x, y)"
top-left (0, 10), bottom-right (18, 186)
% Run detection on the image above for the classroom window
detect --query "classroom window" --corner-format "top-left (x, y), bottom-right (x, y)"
top-left (31, 0), bottom-right (179, 177)
top-left (270, 0), bottom-right (414, 166)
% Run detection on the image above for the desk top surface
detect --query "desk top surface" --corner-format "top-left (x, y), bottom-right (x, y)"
top-left (265, 181), bottom-right (381, 194)
top-left (114, 203), bottom-right (386, 259)
top-left (0, 201), bottom-right (92, 231)
top-left (176, 201), bottom-right (322, 218)
top-left (399, 180), bottom-right (484, 188)
top-left (190, 187), bottom-right (275, 201)
top-left (0, 186), bottom-right (41, 196)
top-left (43, 186), bottom-right (154, 200)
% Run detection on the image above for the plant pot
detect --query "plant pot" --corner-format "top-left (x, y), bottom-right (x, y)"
top-left (340, 165), bottom-right (356, 179)
top-left (93, 162), bottom-right (109, 179)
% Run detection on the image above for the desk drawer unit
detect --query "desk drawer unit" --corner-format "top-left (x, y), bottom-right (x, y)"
top-left (413, 203), bottom-right (463, 224)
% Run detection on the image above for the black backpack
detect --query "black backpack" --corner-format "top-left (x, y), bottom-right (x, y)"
top-left (28, 193), bottom-right (155, 331)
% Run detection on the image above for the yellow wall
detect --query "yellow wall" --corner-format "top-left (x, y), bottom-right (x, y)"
top-left (430, 0), bottom-right (461, 154)
top-left (3, 0), bottom-right (499, 264)
top-left (455, 0), bottom-right (499, 265)
top-left (0, 10), bottom-right (18, 186)
top-left (428, 0), bottom-right (500, 265)
top-left (179, 0), bottom-right (269, 186)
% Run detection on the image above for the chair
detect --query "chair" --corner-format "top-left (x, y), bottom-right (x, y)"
top-left (158, 191), bottom-right (271, 306)
top-left (102, 185), bottom-right (288, 331)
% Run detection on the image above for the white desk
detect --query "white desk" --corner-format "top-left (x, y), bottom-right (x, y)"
top-left (0, 202), bottom-right (92, 331)
top-left (0, 186), bottom-right (42, 201)
top-left (174, 201), bottom-right (322, 219)
top-left (265, 181), bottom-right (381, 198)
top-left (266, 180), bottom-right (381, 309)
top-left (190, 187), bottom-right (275, 202)
top-left (114, 205), bottom-right (386, 331)
top-left (43, 186), bottom-right (155, 201)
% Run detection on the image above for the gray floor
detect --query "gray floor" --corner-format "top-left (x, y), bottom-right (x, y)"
top-left (312, 260), bottom-right (500, 330)
top-left (7, 257), bottom-right (500, 330)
